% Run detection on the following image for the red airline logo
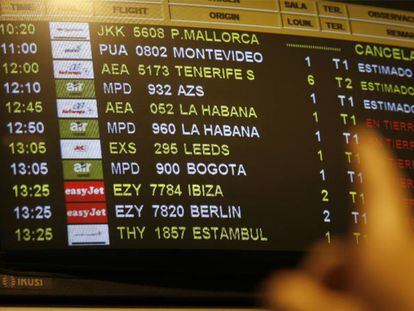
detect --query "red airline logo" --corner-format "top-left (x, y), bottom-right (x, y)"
top-left (66, 203), bottom-right (108, 224)
top-left (64, 181), bottom-right (106, 202)
top-left (74, 145), bottom-right (86, 152)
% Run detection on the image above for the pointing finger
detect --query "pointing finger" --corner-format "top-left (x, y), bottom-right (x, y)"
top-left (265, 271), bottom-right (365, 311)
top-left (357, 130), bottom-right (412, 249)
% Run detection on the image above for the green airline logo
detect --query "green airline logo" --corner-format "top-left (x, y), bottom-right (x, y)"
top-left (59, 119), bottom-right (100, 138)
top-left (62, 160), bottom-right (103, 180)
top-left (55, 80), bottom-right (95, 98)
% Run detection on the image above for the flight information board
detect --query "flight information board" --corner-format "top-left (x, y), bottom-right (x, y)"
top-left (0, 0), bottom-right (413, 251)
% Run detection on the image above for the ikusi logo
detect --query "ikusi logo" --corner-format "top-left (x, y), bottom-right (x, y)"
top-left (1, 275), bottom-right (16, 289)
top-left (53, 61), bottom-right (94, 79)
top-left (67, 202), bottom-right (108, 223)
top-left (1, 275), bottom-right (47, 289)
top-left (49, 22), bottom-right (90, 40)
top-left (60, 139), bottom-right (102, 159)
top-left (51, 41), bottom-right (92, 59)
top-left (64, 181), bottom-right (106, 202)
top-left (57, 99), bottom-right (98, 118)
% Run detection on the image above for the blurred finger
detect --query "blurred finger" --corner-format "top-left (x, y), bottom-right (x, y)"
top-left (265, 271), bottom-right (365, 311)
top-left (357, 129), bottom-right (412, 250)
top-left (352, 130), bottom-right (414, 310)
top-left (301, 240), bottom-right (350, 291)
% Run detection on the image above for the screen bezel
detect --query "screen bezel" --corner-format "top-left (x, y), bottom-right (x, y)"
top-left (0, 249), bottom-right (303, 306)
top-left (0, 0), bottom-right (413, 306)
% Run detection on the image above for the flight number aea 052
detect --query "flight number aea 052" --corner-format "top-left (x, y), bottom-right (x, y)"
top-left (147, 84), bottom-right (204, 97)
top-left (150, 102), bottom-right (174, 115)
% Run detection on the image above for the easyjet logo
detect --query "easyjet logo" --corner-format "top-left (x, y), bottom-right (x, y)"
top-left (64, 181), bottom-right (106, 202)
top-left (67, 203), bottom-right (108, 223)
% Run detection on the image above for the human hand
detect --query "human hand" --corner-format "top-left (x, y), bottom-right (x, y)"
top-left (265, 130), bottom-right (414, 311)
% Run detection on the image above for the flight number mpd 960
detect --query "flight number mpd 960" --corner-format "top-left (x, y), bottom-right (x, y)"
top-left (152, 122), bottom-right (176, 135)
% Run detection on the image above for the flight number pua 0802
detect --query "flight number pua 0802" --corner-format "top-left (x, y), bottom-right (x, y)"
top-left (147, 84), bottom-right (204, 97)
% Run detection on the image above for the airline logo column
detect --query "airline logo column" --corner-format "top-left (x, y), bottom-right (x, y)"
top-left (49, 22), bottom-right (110, 247)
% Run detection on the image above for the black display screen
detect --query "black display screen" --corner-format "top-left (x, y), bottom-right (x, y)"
top-left (0, 0), bottom-right (413, 255)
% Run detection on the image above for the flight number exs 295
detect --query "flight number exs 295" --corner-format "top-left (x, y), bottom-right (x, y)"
top-left (153, 142), bottom-right (230, 156)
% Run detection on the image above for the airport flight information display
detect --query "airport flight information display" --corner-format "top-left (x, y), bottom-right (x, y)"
top-left (0, 0), bottom-right (414, 251)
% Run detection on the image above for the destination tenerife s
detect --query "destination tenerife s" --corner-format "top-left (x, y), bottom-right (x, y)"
top-left (0, 0), bottom-right (414, 253)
